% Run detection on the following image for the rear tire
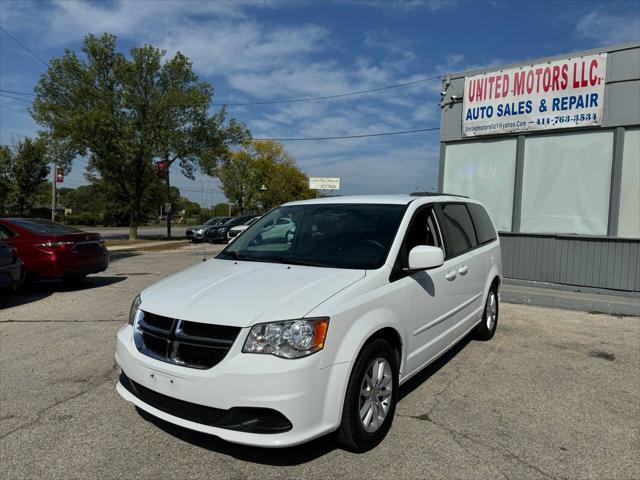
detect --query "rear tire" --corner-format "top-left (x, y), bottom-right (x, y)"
top-left (337, 339), bottom-right (399, 452)
top-left (473, 285), bottom-right (498, 341)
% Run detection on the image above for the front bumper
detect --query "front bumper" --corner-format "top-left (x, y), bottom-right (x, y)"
top-left (115, 324), bottom-right (351, 447)
top-left (187, 230), bottom-right (205, 241)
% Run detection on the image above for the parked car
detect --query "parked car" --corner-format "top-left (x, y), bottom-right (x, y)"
top-left (0, 218), bottom-right (109, 285)
top-left (204, 215), bottom-right (258, 243)
top-left (227, 216), bottom-right (261, 242)
top-left (257, 216), bottom-right (295, 242)
top-left (116, 194), bottom-right (501, 451)
top-left (0, 239), bottom-right (22, 291)
top-left (186, 217), bottom-right (231, 243)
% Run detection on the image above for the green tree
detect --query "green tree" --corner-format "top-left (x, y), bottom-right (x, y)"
top-left (218, 140), bottom-right (314, 214)
top-left (0, 146), bottom-right (12, 214)
top-left (2, 138), bottom-right (50, 215)
top-left (218, 148), bottom-right (263, 214)
top-left (32, 33), bottom-right (248, 239)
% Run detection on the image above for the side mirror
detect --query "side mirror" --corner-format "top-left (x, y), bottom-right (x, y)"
top-left (407, 245), bottom-right (444, 271)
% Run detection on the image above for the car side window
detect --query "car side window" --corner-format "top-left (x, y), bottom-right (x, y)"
top-left (0, 225), bottom-right (15, 239)
top-left (390, 206), bottom-right (442, 281)
top-left (468, 203), bottom-right (497, 244)
top-left (439, 203), bottom-right (478, 258)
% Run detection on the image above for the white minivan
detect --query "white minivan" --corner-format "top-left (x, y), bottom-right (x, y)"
top-left (116, 194), bottom-right (502, 451)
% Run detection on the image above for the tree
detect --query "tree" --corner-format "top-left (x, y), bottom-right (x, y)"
top-left (218, 140), bottom-right (314, 214)
top-left (1, 138), bottom-right (50, 215)
top-left (32, 33), bottom-right (248, 240)
top-left (0, 146), bottom-right (11, 214)
top-left (218, 148), bottom-right (263, 214)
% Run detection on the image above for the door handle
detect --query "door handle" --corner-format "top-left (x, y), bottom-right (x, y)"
top-left (445, 270), bottom-right (457, 281)
top-left (458, 265), bottom-right (469, 275)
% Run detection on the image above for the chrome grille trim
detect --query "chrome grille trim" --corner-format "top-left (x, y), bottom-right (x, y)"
top-left (134, 311), bottom-right (241, 369)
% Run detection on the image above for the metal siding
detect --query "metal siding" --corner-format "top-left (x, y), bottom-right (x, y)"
top-left (500, 234), bottom-right (640, 292)
top-left (603, 81), bottom-right (640, 127)
top-left (607, 48), bottom-right (640, 82)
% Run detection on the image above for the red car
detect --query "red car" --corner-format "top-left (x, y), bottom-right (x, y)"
top-left (0, 218), bottom-right (109, 285)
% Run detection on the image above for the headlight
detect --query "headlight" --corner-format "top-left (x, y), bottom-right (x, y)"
top-left (243, 318), bottom-right (329, 359)
top-left (128, 294), bottom-right (142, 325)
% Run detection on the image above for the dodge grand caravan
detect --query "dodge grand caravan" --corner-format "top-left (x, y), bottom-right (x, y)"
top-left (116, 194), bottom-right (502, 451)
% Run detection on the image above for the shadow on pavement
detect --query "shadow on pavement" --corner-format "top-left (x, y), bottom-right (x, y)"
top-left (136, 407), bottom-right (338, 465)
top-left (133, 334), bottom-right (475, 465)
top-left (399, 334), bottom-right (473, 401)
top-left (109, 251), bottom-right (141, 262)
top-left (0, 275), bottom-right (127, 309)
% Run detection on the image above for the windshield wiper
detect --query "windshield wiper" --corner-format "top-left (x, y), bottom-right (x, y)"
top-left (218, 250), bottom-right (249, 261)
top-left (262, 256), bottom-right (330, 268)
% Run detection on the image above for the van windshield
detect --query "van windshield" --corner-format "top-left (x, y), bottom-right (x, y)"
top-left (218, 204), bottom-right (406, 269)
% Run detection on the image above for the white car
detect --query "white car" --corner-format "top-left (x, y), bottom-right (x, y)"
top-left (227, 216), bottom-right (261, 242)
top-left (116, 194), bottom-right (502, 451)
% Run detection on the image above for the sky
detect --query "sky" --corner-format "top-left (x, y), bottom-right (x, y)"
top-left (1, 0), bottom-right (639, 206)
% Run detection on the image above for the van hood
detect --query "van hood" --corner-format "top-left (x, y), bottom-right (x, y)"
top-left (140, 259), bottom-right (365, 327)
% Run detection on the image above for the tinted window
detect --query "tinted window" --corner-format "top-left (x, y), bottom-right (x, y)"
top-left (7, 219), bottom-right (81, 235)
top-left (440, 203), bottom-right (477, 257)
top-left (220, 204), bottom-right (406, 269)
top-left (468, 203), bottom-right (497, 244)
top-left (394, 206), bottom-right (442, 275)
top-left (0, 225), bottom-right (15, 239)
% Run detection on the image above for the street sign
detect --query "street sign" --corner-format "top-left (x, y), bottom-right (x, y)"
top-left (309, 177), bottom-right (340, 190)
top-left (56, 168), bottom-right (64, 183)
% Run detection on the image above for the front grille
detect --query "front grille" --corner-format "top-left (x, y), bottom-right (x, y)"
top-left (134, 311), bottom-right (240, 369)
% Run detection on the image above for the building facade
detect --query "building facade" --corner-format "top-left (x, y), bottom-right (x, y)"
top-left (438, 42), bottom-right (640, 292)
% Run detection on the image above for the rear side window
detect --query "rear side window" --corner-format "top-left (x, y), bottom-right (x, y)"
top-left (468, 203), bottom-right (497, 244)
top-left (0, 225), bottom-right (16, 239)
top-left (440, 203), bottom-right (477, 258)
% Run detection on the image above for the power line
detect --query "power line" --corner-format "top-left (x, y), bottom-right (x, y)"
top-left (211, 75), bottom-right (442, 106)
top-left (253, 127), bottom-right (439, 141)
top-left (0, 26), bottom-right (48, 66)
top-left (0, 89), bottom-right (34, 96)
top-left (1, 74), bottom-right (442, 107)
top-left (0, 93), bottom-right (32, 103)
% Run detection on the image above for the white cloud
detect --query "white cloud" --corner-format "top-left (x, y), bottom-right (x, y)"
top-left (576, 11), bottom-right (640, 45)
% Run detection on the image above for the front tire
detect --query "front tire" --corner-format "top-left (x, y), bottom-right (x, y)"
top-left (473, 285), bottom-right (499, 341)
top-left (338, 339), bottom-right (399, 452)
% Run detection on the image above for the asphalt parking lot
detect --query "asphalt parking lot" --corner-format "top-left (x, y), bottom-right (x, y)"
top-left (1, 245), bottom-right (638, 480)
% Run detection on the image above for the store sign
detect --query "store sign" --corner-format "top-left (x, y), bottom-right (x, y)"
top-left (462, 53), bottom-right (607, 137)
top-left (309, 177), bottom-right (340, 190)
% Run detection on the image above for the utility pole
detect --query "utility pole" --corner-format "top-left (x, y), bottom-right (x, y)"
top-left (165, 164), bottom-right (172, 239)
top-left (51, 159), bottom-right (57, 221)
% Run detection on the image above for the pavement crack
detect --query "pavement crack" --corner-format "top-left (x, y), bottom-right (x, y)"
top-left (428, 417), bottom-right (563, 480)
top-left (0, 363), bottom-right (118, 440)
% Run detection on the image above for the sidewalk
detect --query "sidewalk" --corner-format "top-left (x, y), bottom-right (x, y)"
top-left (502, 279), bottom-right (640, 316)
top-left (107, 240), bottom-right (187, 251)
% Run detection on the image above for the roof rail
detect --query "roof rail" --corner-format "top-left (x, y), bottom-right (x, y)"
top-left (410, 192), bottom-right (468, 198)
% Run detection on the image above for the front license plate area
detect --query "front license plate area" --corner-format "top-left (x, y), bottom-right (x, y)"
top-left (144, 369), bottom-right (181, 395)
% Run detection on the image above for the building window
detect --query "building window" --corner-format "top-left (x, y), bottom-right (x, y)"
top-left (443, 139), bottom-right (516, 232)
top-left (520, 131), bottom-right (613, 235)
top-left (618, 128), bottom-right (640, 238)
